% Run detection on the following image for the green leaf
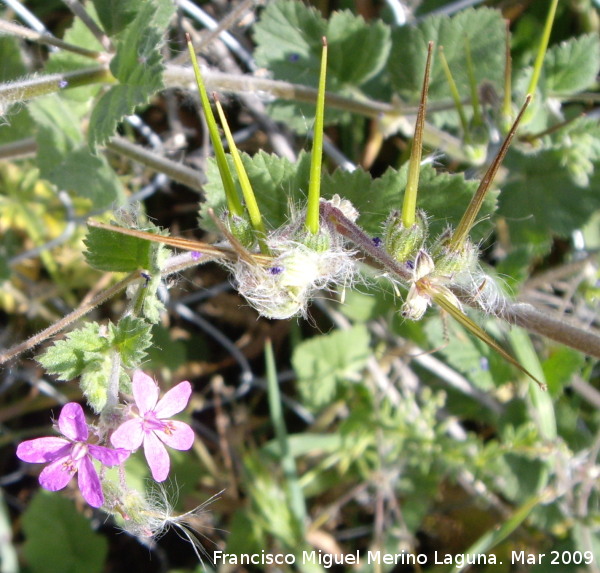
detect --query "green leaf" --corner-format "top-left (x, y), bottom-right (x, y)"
top-left (253, 0), bottom-right (391, 131)
top-left (92, 0), bottom-right (139, 37)
top-left (543, 34), bottom-right (600, 96)
top-left (109, 316), bottom-right (152, 368)
top-left (292, 324), bottom-right (370, 409)
top-left (337, 162), bottom-right (496, 243)
top-left (255, 1), bottom-right (390, 88)
top-left (88, 0), bottom-right (175, 149)
top-left (29, 96), bottom-right (124, 208)
top-left (84, 223), bottom-right (159, 272)
top-left (37, 323), bottom-right (109, 380)
top-left (80, 354), bottom-right (113, 413)
top-left (22, 491), bottom-right (107, 573)
top-left (389, 8), bottom-right (505, 113)
top-left (548, 116), bottom-right (600, 187)
top-left (498, 149), bottom-right (600, 245)
top-left (542, 347), bottom-right (585, 396)
top-left (201, 150), bottom-right (497, 245)
top-left (46, 5), bottom-right (104, 74)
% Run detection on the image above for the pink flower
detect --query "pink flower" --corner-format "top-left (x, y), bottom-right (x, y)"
top-left (110, 371), bottom-right (194, 482)
top-left (16, 402), bottom-right (130, 508)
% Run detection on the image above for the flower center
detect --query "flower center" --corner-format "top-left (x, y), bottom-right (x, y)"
top-left (142, 411), bottom-right (167, 433)
top-left (71, 441), bottom-right (89, 461)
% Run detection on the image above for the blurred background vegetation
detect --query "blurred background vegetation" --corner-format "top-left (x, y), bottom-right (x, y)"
top-left (0, 0), bottom-right (599, 571)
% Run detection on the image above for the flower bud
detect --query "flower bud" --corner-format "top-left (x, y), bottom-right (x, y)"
top-left (298, 227), bottom-right (331, 253)
top-left (431, 237), bottom-right (477, 280)
top-left (226, 213), bottom-right (255, 249)
top-left (382, 209), bottom-right (428, 263)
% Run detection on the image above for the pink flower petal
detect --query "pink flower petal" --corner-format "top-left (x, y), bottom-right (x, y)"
top-left (154, 381), bottom-right (192, 419)
top-left (143, 431), bottom-right (170, 482)
top-left (88, 444), bottom-right (130, 466)
top-left (77, 455), bottom-right (103, 507)
top-left (110, 419), bottom-right (144, 452)
top-left (39, 456), bottom-right (76, 492)
top-left (58, 403), bottom-right (88, 441)
top-left (157, 421), bottom-right (195, 451)
top-left (132, 371), bottom-right (159, 415)
top-left (17, 437), bottom-right (70, 463)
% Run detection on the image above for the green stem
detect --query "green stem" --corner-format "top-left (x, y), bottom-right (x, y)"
top-left (305, 38), bottom-right (328, 235)
top-left (0, 66), bottom-right (113, 107)
top-left (162, 66), bottom-right (475, 164)
top-left (265, 340), bottom-right (306, 531)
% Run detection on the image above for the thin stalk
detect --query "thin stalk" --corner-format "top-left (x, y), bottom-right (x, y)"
top-left (305, 37), bottom-right (328, 235)
top-left (214, 98), bottom-right (268, 253)
top-left (449, 95), bottom-right (531, 251)
top-left (185, 34), bottom-right (244, 217)
top-left (163, 66), bottom-right (474, 163)
top-left (0, 19), bottom-right (105, 59)
top-left (106, 136), bottom-right (205, 192)
top-left (0, 66), bottom-right (113, 107)
top-left (0, 271), bottom-right (140, 364)
top-left (265, 340), bottom-right (307, 530)
top-left (438, 45), bottom-right (470, 139)
top-left (0, 233), bottom-right (241, 365)
top-left (402, 41), bottom-right (433, 228)
top-left (432, 290), bottom-right (545, 389)
top-left (61, 0), bottom-right (113, 53)
top-left (527, 0), bottom-right (559, 97)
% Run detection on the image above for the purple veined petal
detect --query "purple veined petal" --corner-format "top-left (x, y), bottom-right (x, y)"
top-left (110, 419), bottom-right (144, 452)
top-left (16, 437), bottom-right (71, 463)
top-left (88, 444), bottom-right (130, 466)
top-left (58, 403), bottom-right (89, 441)
top-left (157, 421), bottom-right (195, 451)
top-left (77, 455), bottom-right (104, 508)
top-left (38, 456), bottom-right (76, 492)
top-left (154, 381), bottom-right (192, 419)
top-left (132, 371), bottom-right (159, 415)
top-left (143, 431), bottom-right (170, 482)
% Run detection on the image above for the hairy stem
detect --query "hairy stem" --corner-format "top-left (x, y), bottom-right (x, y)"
top-left (0, 66), bottom-right (113, 107)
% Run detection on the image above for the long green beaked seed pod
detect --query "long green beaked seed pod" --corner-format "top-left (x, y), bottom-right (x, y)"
top-left (383, 209), bottom-right (428, 263)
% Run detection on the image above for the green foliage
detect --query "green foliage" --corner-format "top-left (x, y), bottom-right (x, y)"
top-left (88, 0), bottom-right (175, 149)
top-left (254, 0), bottom-right (390, 130)
top-left (200, 151), bottom-right (312, 232)
top-left (201, 151), bottom-right (496, 243)
top-left (37, 317), bottom-right (152, 411)
top-left (2, 0), bottom-right (599, 570)
top-left (389, 8), bottom-right (506, 104)
top-left (22, 491), bottom-right (108, 573)
top-left (542, 34), bottom-right (600, 96)
top-left (84, 223), bottom-right (160, 272)
top-left (499, 148), bottom-right (600, 247)
top-left (29, 96), bottom-right (124, 208)
top-left (292, 325), bottom-right (371, 410)
top-left (92, 0), bottom-right (139, 37)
